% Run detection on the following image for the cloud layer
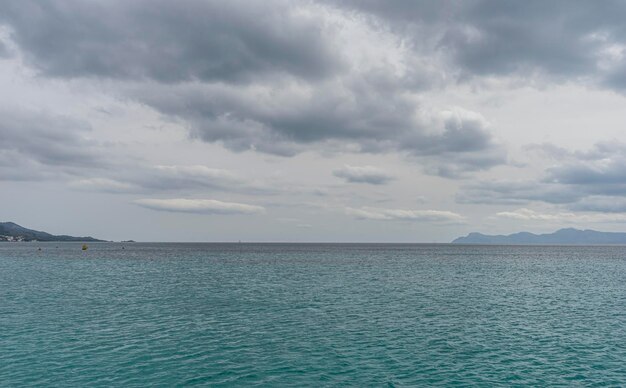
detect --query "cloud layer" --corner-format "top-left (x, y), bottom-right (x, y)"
top-left (459, 141), bottom-right (626, 214)
top-left (346, 207), bottom-right (464, 223)
top-left (0, 108), bottom-right (106, 181)
top-left (4, 1), bottom-right (626, 240)
top-left (335, 0), bottom-right (626, 91)
top-left (134, 198), bottom-right (265, 215)
top-left (0, 0), bottom-right (341, 82)
top-left (496, 208), bottom-right (626, 224)
top-left (0, 0), bottom-right (506, 177)
top-left (333, 165), bottom-right (394, 185)
top-left (69, 164), bottom-right (278, 196)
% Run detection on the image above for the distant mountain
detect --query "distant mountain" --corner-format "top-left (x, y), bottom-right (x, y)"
top-left (0, 222), bottom-right (104, 242)
top-left (452, 228), bottom-right (626, 245)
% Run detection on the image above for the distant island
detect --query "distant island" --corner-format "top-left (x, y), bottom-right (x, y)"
top-left (452, 228), bottom-right (626, 245)
top-left (0, 222), bottom-right (104, 242)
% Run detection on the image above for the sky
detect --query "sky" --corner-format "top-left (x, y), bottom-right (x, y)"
top-left (3, 1), bottom-right (626, 242)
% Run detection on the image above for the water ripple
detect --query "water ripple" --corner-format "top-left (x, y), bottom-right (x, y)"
top-left (1, 243), bottom-right (625, 386)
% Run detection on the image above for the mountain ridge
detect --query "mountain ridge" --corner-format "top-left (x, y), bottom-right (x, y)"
top-left (452, 228), bottom-right (626, 245)
top-left (0, 222), bottom-right (104, 242)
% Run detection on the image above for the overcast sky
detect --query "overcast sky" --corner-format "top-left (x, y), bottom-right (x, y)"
top-left (3, 1), bottom-right (626, 242)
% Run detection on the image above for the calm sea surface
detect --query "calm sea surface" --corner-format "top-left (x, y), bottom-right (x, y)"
top-left (1, 243), bottom-right (625, 386)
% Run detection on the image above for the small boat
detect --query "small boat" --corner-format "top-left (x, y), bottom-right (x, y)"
top-left (82, 244), bottom-right (88, 251)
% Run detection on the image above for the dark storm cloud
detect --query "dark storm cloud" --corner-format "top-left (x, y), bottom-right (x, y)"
top-left (0, 0), bottom-right (507, 177)
top-left (0, 0), bottom-right (342, 83)
top-left (0, 109), bottom-right (105, 180)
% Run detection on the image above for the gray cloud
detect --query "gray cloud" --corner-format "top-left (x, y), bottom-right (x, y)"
top-left (70, 165), bottom-right (276, 195)
top-left (333, 164), bottom-right (394, 185)
top-left (569, 197), bottom-right (626, 213)
top-left (526, 141), bottom-right (626, 162)
top-left (133, 82), bottom-right (506, 172)
top-left (134, 198), bottom-right (265, 215)
top-left (494, 207), bottom-right (626, 224)
top-left (0, 108), bottom-right (106, 180)
top-left (456, 180), bottom-right (581, 205)
top-left (68, 178), bottom-right (138, 194)
top-left (4, 1), bottom-right (626, 241)
top-left (0, 0), bottom-right (342, 83)
top-left (0, 40), bottom-right (9, 58)
top-left (547, 161), bottom-right (626, 187)
top-left (541, 142), bottom-right (626, 198)
top-left (330, 0), bottom-right (626, 90)
top-left (0, 0), bottom-right (506, 177)
top-left (141, 165), bottom-right (269, 192)
top-left (459, 176), bottom-right (626, 213)
top-left (11, 0), bottom-right (626, 193)
top-left (345, 206), bottom-right (465, 223)
top-left (441, 1), bottom-right (601, 78)
top-left (460, 141), bottom-right (626, 212)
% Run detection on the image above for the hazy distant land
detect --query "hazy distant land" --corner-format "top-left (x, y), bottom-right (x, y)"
top-left (5, 221), bottom-right (626, 245)
top-left (0, 222), bottom-right (103, 242)
top-left (453, 228), bottom-right (626, 245)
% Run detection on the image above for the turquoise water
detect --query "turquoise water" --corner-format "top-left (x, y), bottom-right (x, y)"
top-left (1, 243), bottom-right (625, 386)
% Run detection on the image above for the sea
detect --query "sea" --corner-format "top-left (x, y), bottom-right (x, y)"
top-left (1, 242), bottom-right (625, 386)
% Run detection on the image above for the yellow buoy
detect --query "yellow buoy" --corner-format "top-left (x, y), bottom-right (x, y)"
top-left (82, 244), bottom-right (88, 251)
